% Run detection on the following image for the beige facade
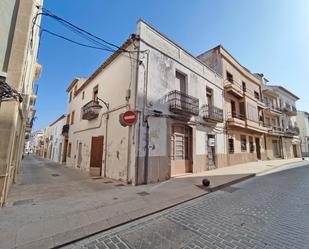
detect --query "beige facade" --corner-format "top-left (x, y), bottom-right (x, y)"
top-left (198, 46), bottom-right (268, 166)
top-left (0, 0), bottom-right (43, 206)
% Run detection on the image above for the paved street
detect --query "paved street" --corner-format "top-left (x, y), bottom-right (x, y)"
top-left (66, 162), bottom-right (309, 249)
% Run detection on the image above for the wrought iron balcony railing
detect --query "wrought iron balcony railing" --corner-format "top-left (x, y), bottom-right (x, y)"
top-left (285, 125), bottom-right (300, 135)
top-left (229, 111), bottom-right (246, 120)
top-left (201, 104), bottom-right (223, 122)
top-left (81, 100), bottom-right (102, 120)
top-left (167, 90), bottom-right (199, 116)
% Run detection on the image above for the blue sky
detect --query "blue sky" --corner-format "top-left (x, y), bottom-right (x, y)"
top-left (34, 0), bottom-right (309, 130)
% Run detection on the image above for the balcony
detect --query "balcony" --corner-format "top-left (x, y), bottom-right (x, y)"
top-left (81, 100), bottom-right (102, 120)
top-left (227, 112), bottom-right (246, 128)
top-left (62, 124), bottom-right (69, 137)
top-left (265, 125), bottom-right (284, 135)
top-left (201, 104), bottom-right (223, 122)
top-left (264, 101), bottom-right (281, 114)
top-left (280, 104), bottom-right (297, 116)
top-left (34, 63), bottom-right (42, 80)
top-left (224, 80), bottom-right (243, 98)
top-left (285, 125), bottom-right (300, 136)
top-left (167, 90), bottom-right (199, 116)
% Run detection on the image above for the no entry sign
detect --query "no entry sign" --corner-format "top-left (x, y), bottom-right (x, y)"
top-left (119, 110), bottom-right (137, 126)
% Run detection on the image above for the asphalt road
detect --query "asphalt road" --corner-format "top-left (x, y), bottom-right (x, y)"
top-left (64, 162), bottom-right (309, 249)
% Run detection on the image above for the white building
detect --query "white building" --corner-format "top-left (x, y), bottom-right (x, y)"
top-left (293, 111), bottom-right (309, 157)
top-left (49, 115), bottom-right (66, 163)
top-left (268, 86), bottom-right (301, 158)
top-left (64, 20), bottom-right (225, 184)
top-left (29, 130), bottom-right (44, 156)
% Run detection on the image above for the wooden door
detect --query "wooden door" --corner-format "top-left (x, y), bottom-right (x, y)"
top-left (293, 145), bottom-right (298, 158)
top-left (231, 100), bottom-right (236, 117)
top-left (90, 136), bottom-right (104, 176)
top-left (255, 137), bottom-right (261, 159)
top-left (62, 139), bottom-right (68, 163)
top-left (171, 125), bottom-right (192, 176)
top-left (175, 71), bottom-right (187, 109)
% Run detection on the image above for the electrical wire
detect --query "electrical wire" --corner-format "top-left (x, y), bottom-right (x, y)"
top-left (41, 29), bottom-right (116, 52)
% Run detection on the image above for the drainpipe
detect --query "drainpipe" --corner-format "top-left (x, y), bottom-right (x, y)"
top-left (144, 117), bottom-right (149, 184)
top-left (97, 97), bottom-right (109, 177)
top-left (133, 39), bottom-right (141, 185)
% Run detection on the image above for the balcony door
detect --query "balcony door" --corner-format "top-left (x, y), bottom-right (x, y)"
top-left (171, 125), bottom-right (192, 176)
top-left (175, 71), bottom-right (187, 110)
top-left (90, 136), bottom-right (104, 176)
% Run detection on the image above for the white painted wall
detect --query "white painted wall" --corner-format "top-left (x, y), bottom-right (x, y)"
top-left (65, 45), bottom-right (137, 182)
top-left (49, 116), bottom-right (66, 163)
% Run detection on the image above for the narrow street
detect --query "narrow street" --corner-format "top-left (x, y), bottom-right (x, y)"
top-left (66, 163), bottom-right (309, 249)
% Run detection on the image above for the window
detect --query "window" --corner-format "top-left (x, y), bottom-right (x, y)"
top-left (206, 87), bottom-right (213, 106)
top-left (228, 138), bottom-right (234, 154)
top-left (66, 114), bottom-right (70, 125)
top-left (68, 143), bottom-right (72, 157)
top-left (93, 85), bottom-right (98, 101)
top-left (254, 91), bottom-right (260, 100)
top-left (241, 135), bottom-right (247, 152)
top-left (71, 111), bottom-right (75, 125)
top-left (247, 103), bottom-right (259, 122)
top-left (226, 71), bottom-right (233, 83)
top-left (242, 81), bottom-right (246, 92)
top-left (82, 91), bottom-right (85, 100)
top-left (249, 136), bottom-right (254, 153)
top-left (175, 71), bottom-right (186, 93)
top-left (69, 91), bottom-right (72, 102)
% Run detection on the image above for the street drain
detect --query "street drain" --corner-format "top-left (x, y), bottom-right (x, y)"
top-left (221, 186), bottom-right (240, 193)
top-left (136, 191), bottom-right (150, 196)
top-left (13, 199), bottom-right (34, 206)
top-left (51, 174), bottom-right (60, 177)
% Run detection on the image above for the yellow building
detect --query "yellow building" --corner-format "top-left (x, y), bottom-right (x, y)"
top-left (0, 0), bottom-right (43, 206)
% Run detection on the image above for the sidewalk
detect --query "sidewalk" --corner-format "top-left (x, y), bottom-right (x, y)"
top-left (0, 157), bottom-right (306, 249)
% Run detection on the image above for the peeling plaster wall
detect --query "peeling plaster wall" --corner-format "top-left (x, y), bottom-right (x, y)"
top-left (135, 20), bottom-right (225, 183)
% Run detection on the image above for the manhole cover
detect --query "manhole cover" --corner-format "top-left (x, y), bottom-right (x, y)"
top-left (136, 191), bottom-right (150, 196)
top-left (115, 183), bottom-right (125, 187)
top-left (51, 174), bottom-right (60, 177)
top-left (13, 199), bottom-right (34, 206)
top-left (103, 181), bottom-right (113, 184)
top-left (221, 186), bottom-right (240, 193)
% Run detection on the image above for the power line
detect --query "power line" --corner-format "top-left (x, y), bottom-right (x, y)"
top-left (41, 29), bottom-right (116, 52)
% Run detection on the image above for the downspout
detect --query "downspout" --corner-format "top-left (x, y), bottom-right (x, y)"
top-left (144, 118), bottom-right (149, 184)
top-left (142, 51), bottom-right (150, 184)
top-left (133, 38), bottom-right (141, 185)
top-left (103, 111), bottom-right (109, 177)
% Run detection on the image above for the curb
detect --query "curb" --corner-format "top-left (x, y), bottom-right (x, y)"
top-left (208, 173), bottom-right (256, 192)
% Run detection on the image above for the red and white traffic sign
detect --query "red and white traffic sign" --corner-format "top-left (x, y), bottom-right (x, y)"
top-left (119, 110), bottom-right (137, 127)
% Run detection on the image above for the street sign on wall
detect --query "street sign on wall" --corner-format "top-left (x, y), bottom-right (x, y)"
top-left (119, 110), bottom-right (137, 127)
